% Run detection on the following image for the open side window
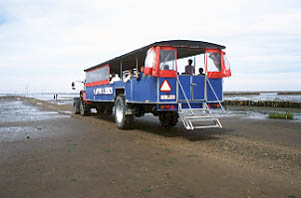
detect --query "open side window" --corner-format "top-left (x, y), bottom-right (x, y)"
top-left (206, 50), bottom-right (231, 78)
top-left (144, 47), bottom-right (157, 76)
top-left (222, 52), bottom-right (231, 77)
top-left (85, 64), bottom-right (110, 87)
top-left (157, 46), bottom-right (177, 78)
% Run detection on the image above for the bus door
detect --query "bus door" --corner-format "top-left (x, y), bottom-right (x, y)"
top-left (178, 75), bottom-right (191, 101)
top-left (178, 75), bottom-right (205, 102)
top-left (192, 75), bottom-right (205, 100)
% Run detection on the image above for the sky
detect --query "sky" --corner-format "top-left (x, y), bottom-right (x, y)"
top-left (0, 0), bottom-right (301, 93)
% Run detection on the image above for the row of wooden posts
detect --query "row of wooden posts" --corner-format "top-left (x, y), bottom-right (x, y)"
top-left (223, 100), bottom-right (301, 108)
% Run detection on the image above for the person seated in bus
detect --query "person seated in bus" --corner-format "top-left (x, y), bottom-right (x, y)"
top-left (110, 72), bottom-right (121, 84)
top-left (185, 59), bottom-right (195, 75)
top-left (136, 66), bottom-right (144, 81)
top-left (163, 65), bottom-right (169, 70)
top-left (198, 68), bottom-right (204, 75)
top-left (123, 70), bottom-right (133, 83)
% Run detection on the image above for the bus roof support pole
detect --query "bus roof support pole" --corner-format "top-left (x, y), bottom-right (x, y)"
top-left (136, 57), bottom-right (138, 71)
top-left (120, 61), bottom-right (123, 78)
top-left (204, 52), bottom-right (207, 102)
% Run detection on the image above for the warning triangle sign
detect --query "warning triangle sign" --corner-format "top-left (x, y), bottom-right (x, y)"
top-left (160, 80), bottom-right (172, 92)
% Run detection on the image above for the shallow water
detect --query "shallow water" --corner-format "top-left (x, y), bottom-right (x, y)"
top-left (0, 97), bottom-right (70, 124)
top-left (211, 108), bottom-right (301, 122)
top-left (0, 97), bottom-right (71, 142)
top-left (0, 93), bottom-right (79, 105)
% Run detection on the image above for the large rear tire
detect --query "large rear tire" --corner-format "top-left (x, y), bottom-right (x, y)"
top-left (114, 95), bottom-right (133, 129)
top-left (96, 105), bottom-right (105, 115)
top-left (159, 112), bottom-right (178, 129)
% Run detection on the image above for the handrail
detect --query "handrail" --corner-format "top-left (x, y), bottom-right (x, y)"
top-left (177, 76), bottom-right (194, 115)
top-left (206, 78), bottom-right (226, 113)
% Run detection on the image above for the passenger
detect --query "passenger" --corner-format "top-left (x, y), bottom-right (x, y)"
top-left (110, 72), bottom-right (115, 81)
top-left (123, 70), bottom-right (133, 83)
top-left (185, 59), bottom-right (195, 75)
top-left (198, 68), bottom-right (204, 75)
top-left (136, 66), bottom-right (144, 81)
top-left (110, 73), bottom-right (121, 84)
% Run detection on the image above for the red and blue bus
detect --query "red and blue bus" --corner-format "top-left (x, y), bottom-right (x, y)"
top-left (73, 40), bottom-right (231, 130)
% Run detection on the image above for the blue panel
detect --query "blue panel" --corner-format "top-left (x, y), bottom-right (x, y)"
top-left (159, 78), bottom-right (177, 103)
top-left (207, 78), bottom-right (223, 102)
top-left (192, 76), bottom-right (205, 100)
top-left (86, 83), bottom-right (116, 101)
top-left (130, 76), bottom-right (158, 102)
top-left (178, 75), bottom-right (191, 100)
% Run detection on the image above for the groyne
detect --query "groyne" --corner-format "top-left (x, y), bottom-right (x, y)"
top-left (223, 100), bottom-right (301, 108)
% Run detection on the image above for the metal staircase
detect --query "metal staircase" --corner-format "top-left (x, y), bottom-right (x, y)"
top-left (177, 76), bottom-right (223, 130)
top-left (178, 103), bottom-right (222, 130)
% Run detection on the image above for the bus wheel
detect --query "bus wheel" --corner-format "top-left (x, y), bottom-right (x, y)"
top-left (170, 112), bottom-right (179, 126)
top-left (159, 112), bottom-right (173, 129)
top-left (80, 98), bottom-right (90, 116)
top-left (114, 95), bottom-right (133, 129)
top-left (96, 105), bottom-right (104, 115)
top-left (73, 97), bottom-right (80, 114)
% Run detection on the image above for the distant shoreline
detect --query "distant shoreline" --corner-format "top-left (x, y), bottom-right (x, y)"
top-left (224, 91), bottom-right (301, 96)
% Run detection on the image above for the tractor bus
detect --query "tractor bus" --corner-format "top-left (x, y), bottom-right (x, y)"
top-left (73, 40), bottom-right (231, 130)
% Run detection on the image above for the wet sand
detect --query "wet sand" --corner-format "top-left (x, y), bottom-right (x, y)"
top-left (0, 96), bottom-right (300, 198)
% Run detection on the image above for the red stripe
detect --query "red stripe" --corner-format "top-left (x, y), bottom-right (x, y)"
top-left (160, 70), bottom-right (177, 78)
top-left (85, 79), bottom-right (109, 87)
top-left (86, 64), bottom-right (109, 72)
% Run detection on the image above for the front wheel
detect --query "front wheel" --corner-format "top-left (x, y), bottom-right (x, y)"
top-left (73, 97), bottom-right (80, 114)
top-left (114, 95), bottom-right (133, 129)
top-left (80, 98), bottom-right (90, 116)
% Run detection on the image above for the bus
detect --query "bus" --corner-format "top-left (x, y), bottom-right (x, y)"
top-left (73, 40), bottom-right (231, 130)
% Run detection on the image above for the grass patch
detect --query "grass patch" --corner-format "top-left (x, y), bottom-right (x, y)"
top-left (104, 148), bottom-right (113, 152)
top-left (168, 157), bottom-right (177, 164)
top-left (71, 178), bottom-right (77, 182)
top-left (142, 189), bottom-right (152, 193)
top-left (164, 148), bottom-right (172, 153)
top-left (161, 160), bottom-right (168, 167)
top-left (268, 112), bottom-right (294, 120)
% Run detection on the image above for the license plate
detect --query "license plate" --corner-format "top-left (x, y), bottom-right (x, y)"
top-left (160, 95), bottom-right (175, 100)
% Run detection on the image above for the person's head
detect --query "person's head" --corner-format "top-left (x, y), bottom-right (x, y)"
top-left (199, 68), bottom-right (204, 74)
top-left (140, 66), bottom-right (144, 72)
top-left (129, 70), bottom-right (133, 75)
top-left (188, 59), bottom-right (193, 65)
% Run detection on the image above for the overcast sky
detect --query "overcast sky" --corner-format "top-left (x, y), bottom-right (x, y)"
top-left (0, 0), bottom-right (300, 93)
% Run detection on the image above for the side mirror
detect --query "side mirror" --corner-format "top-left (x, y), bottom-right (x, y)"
top-left (71, 82), bottom-right (75, 90)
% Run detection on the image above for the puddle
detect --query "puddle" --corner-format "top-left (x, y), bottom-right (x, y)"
top-left (0, 126), bottom-right (41, 142)
top-left (59, 111), bottom-right (73, 115)
top-left (0, 98), bottom-right (70, 124)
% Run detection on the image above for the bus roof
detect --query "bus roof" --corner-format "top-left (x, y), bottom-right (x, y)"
top-left (84, 40), bottom-right (225, 73)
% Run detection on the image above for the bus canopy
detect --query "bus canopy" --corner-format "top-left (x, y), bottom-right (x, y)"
top-left (84, 40), bottom-right (225, 74)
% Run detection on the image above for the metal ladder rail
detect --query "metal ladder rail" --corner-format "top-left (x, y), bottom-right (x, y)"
top-left (177, 76), bottom-right (194, 115)
top-left (177, 76), bottom-right (223, 130)
top-left (176, 76), bottom-right (196, 129)
top-left (206, 78), bottom-right (226, 113)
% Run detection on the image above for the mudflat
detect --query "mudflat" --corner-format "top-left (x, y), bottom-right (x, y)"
top-left (0, 96), bottom-right (300, 198)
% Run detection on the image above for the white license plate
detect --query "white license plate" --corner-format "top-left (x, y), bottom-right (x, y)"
top-left (160, 95), bottom-right (175, 100)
